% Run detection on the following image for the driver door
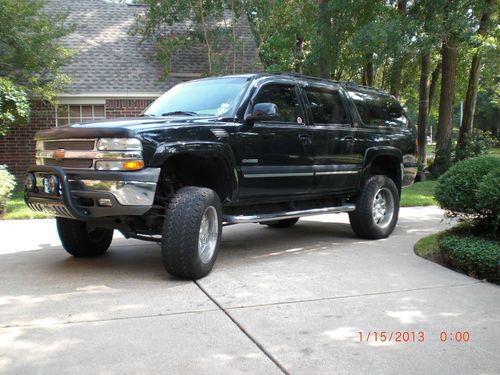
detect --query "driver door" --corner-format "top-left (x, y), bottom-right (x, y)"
top-left (232, 83), bottom-right (313, 200)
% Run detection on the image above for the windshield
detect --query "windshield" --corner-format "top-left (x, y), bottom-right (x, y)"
top-left (144, 77), bottom-right (250, 117)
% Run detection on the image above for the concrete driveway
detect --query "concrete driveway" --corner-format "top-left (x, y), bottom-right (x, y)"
top-left (1, 207), bottom-right (499, 374)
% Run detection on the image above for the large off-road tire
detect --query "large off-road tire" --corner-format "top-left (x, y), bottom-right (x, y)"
top-left (261, 218), bottom-right (299, 228)
top-left (349, 175), bottom-right (399, 239)
top-left (161, 186), bottom-right (222, 279)
top-left (56, 217), bottom-right (113, 257)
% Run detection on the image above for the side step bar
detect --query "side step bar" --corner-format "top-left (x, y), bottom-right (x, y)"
top-left (224, 204), bottom-right (356, 224)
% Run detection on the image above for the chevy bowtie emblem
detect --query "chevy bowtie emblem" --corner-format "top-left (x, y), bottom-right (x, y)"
top-left (53, 148), bottom-right (66, 160)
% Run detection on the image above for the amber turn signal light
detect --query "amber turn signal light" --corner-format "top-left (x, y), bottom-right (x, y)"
top-left (123, 160), bottom-right (145, 170)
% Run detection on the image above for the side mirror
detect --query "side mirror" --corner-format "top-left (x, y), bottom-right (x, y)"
top-left (245, 103), bottom-right (279, 125)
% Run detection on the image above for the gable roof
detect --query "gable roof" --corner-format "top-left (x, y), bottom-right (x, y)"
top-left (45, 0), bottom-right (262, 96)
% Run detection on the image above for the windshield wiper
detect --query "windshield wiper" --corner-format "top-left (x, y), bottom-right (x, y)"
top-left (161, 111), bottom-right (199, 116)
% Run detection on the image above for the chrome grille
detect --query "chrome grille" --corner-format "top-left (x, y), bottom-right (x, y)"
top-left (42, 139), bottom-right (95, 151)
top-left (37, 138), bottom-right (97, 169)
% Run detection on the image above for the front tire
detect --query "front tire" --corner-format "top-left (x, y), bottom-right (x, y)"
top-left (56, 217), bottom-right (113, 257)
top-left (349, 175), bottom-right (399, 239)
top-left (161, 187), bottom-right (222, 279)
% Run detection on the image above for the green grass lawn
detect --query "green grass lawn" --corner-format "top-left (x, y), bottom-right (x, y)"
top-left (1, 189), bottom-right (53, 220)
top-left (401, 179), bottom-right (437, 207)
top-left (414, 232), bottom-right (441, 261)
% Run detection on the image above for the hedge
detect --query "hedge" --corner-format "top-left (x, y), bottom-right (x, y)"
top-left (439, 234), bottom-right (500, 283)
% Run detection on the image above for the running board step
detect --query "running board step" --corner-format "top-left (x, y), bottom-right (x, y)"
top-left (223, 204), bottom-right (356, 224)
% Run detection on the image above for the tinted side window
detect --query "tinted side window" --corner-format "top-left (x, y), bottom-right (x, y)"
top-left (346, 88), bottom-right (408, 127)
top-left (305, 88), bottom-right (348, 125)
top-left (254, 84), bottom-right (302, 123)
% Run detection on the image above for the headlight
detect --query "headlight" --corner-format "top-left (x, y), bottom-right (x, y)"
top-left (97, 138), bottom-right (142, 151)
top-left (95, 160), bottom-right (145, 171)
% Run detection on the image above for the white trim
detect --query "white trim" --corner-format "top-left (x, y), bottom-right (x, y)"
top-left (57, 92), bottom-right (163, 102)
top-left (58, 97), bottom-right (106, 105)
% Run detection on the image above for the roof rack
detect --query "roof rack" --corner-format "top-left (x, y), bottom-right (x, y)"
top-left (278, 72), bottom-right (342, 85)
top-left (260, 72), bottom-right (390, 95)
top-left (344, 81), bottom-right (388, 94)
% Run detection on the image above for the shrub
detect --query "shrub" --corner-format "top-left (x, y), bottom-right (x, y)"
top-left (435, 156), bottom-right (500, 218)
top-left (439, 234), bottom-right (500, 283)
top-left (0, 165), bottom-right (16, 215)
top-left (454, 129), bottom-right (498, 161)
top-left (477, 169), bottom-right (500, 230)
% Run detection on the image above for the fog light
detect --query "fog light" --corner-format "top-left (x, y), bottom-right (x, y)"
top-left (25, 173), bottom-right (36, 191)
top-left (48, 175), bottom-right (60, 195)
top-left (97, 198), bottom-right (113, 207)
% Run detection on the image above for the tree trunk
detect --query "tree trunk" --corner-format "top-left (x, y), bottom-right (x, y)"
top-left (390, 59), bottom-right (403, 98)
top-left (432, 41), bottom-right (457, 175)
top-left (362, 55), bottom-right (374, 86)
top-left (317, 0), bottom-right (331, 78)
top-left (428, 60), bottom-right (441, 113)
top-left (417, 50), bottom-right (431, 164)
top-left (390, 0), bottom-right (407, 98)
top-left (293, 34), bottom-right (304, 73)
top-left (231, 0), bottom-right (237, 74)
top-left (198, 1), bottom-right (212, 75)
top-left (456, 0), bottom-right (493, 160)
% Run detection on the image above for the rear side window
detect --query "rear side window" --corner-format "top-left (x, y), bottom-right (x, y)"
top-left (346, 88), bottom-right (408, 127)
top-left (305, 87), bottom-right (349, 125)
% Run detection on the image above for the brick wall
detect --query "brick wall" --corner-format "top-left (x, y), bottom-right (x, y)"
top-left (0, 100), bottom-right (56, 183)
top-left (0, 98), bottom-right (154, 183)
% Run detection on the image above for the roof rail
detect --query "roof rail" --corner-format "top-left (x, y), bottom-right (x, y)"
top-left (277, 72), bottom-right (342, 85)
top-left (345, 81), bottom-right (387, 94)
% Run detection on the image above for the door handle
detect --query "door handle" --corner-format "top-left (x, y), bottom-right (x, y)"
top-left (298, 134), bottom-right (312, 145)
top-left (341, 136), bottom-right (355, 143)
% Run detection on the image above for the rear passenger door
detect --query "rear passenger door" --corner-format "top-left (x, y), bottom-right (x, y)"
top-left (303, 84), bottom-right (362, 194)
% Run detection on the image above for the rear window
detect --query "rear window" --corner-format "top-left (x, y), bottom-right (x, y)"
top-left (346, 88), bottom-right (408, 127)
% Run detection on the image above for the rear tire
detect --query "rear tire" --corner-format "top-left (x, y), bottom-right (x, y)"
top-left (161, 186), bottom-right (222, 279)
top-left (349, 175), bottom-right (399, 239)
top-left (56, 217), bottom-right (113, 257)
top-left (261, 218), bottom-right (299, 228)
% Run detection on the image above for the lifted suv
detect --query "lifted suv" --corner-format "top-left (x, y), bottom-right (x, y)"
top-left (25, 73), bottom-right (417, 279)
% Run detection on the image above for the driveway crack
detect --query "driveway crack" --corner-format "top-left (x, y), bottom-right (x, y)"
top-left (194, 280), bottom-right (290, 375)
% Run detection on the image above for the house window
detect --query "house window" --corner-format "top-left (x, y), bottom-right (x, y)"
top-left (56, 104), bottom-right (106, 126)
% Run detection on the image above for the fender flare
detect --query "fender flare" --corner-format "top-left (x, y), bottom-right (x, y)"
top-left (362, 146), bottom-right (404, 188)
top-left (149, 141), bottom-right (239, 201)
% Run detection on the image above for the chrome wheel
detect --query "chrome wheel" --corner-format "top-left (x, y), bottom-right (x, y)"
top-left (198, 206), bottom-right (219, 264)
top-left (372, 187), bottom-right (394, 228)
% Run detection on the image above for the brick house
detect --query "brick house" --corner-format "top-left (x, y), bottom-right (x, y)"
top-left (0, 0), bottom-right (261, 182)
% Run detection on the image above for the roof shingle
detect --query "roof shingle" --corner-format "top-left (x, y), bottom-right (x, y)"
top-left (45, 0), bottom-right (261, 95)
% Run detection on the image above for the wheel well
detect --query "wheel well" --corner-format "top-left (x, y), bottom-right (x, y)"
top-left (367, 156), bottom-right (402, 195)
top-left (160, 153), bottom-right (233, 202)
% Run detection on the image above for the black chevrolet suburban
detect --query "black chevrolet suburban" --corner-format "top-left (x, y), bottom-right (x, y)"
top-left (25, 73), bottom-right (417, 279)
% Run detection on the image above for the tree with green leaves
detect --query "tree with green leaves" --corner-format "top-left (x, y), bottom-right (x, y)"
top-left (133, 0), bottom-right (243, 77)
top-left (456, 0), bottom-right (496, 160)
top-left (0, 78), bottom-right (30, 136)
top-left (0, 0), bottom-right (72, 135)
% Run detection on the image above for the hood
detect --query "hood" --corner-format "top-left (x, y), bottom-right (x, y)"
top-left (35, 115), bottom-right (219, 140)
